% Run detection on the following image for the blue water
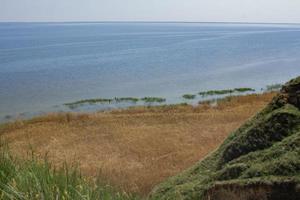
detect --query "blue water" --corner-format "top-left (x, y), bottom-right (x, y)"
top-left (1, 22), bottom-right (300, 121)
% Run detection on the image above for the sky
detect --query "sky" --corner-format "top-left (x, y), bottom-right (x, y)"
top-left (1, 0), bottom-right (300, 23)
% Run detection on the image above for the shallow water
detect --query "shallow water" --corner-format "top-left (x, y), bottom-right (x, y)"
top-left (1, 22), bottom-right (300, 121)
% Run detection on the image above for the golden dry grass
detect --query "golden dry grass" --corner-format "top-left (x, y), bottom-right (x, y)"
top-left (0, 93), bottom-right (276, 196)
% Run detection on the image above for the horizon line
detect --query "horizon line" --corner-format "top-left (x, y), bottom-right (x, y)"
top-left (1, 20), bottom-right (300, 25)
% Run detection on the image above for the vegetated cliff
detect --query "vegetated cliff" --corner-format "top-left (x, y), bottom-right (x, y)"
top-left (150, 77), bottom-right (300, 200)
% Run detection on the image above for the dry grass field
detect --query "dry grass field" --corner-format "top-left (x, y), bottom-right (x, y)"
top-left (0, 93), bottom-right (275, 196)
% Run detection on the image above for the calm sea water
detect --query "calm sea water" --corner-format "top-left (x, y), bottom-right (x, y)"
top-left (1, 22), bottom-right (300, 121)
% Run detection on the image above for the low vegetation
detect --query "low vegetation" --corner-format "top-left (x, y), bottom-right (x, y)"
top-left (64, 97), bottom-right (138, 109)
top-left (64, 98), bottom-right (113, 108)
top-left (199, 89), bottom-right (235, 96)
top-left (63, 87), bottom-right (258, 110)
top-left (199, 88), bottom-right (255, 96)
top-left (234, 87), bottom-right (255, 92)
top-left (140, 97), bottom-right (166, 103)
top-left (114, 97), bottom-right (140, 103)
top-left (0, 142), bottom-right (139, 200)
top-left (182, 94), bottom-right (196, 100)
top-left (64, 96), bottom-right (167, 109)
top-left (150, 77), bottom-right (300, 200)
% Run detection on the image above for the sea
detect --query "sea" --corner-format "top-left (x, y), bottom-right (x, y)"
top-left (1, 22), bottom-right (300, 122)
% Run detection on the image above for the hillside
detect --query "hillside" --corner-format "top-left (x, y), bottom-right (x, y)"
top-left (150, 77), bottom-right (300, 200)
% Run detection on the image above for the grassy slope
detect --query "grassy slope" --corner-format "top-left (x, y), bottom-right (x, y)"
top-left (150, 78), bottom-right (300, 200)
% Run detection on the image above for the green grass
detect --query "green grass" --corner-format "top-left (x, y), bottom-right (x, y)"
top-left (64, 97), bottom-right (140, 109)
top-left (199, 88), bottom-right (255, 96)
top-left (0, 142), bottom-right (140, 200)
top-left (198, 88), bottom-right (255, 96)
top-left (63, 87), bottom-right (256, 110)
top-left (114, 97), bottom-right (140, 103)
top-left (234, 88), bottom-right (255, 92)
top-left (199, 89), bottom-right (235, 96)
top-left (182, 94), bottom-right (196, 100)
top-left (65, 98), bottom-right (113, 108)
top-left (150, 77), bottom-right (300, 200)
top-left (65, 96), bottom-right (168, 109)
top-left (63, 87), bottom-right (255, 110)
top-left (141, 97), bottom-right (166, 103)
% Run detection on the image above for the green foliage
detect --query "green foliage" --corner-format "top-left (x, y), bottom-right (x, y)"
top-left (0, 142), bottom-right (140, 200)
top-left (199, 88), bottom-right (255, 96)
top-left (64, 97), bottom-right (140, 109)
top-left (199, 89), bottom-right (235, 96)
top-left (65, 98), bottom-right (113, 109)
top-left (234, 88), bottom-right (255, 92)
top-left (141, 97), bottom-right (166, 103)
top-left (114, 97), bottom-right (140, 103)
top-left (182, 94), bottom-right (196, 100)
top-left (65, 96), bottom-right (168, 109)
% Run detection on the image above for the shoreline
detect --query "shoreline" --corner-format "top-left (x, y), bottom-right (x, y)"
top-left (1, 91), bottom-right (276, 126)
top-left (1, 84), bottom-right (280, 124)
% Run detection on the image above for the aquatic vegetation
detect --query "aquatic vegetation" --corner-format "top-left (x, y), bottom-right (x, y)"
top-left (199, 89), bottom-right (235, 96)
top-left (65, 97), bottom-right (140, 109)
top-left (199, 88), bottom-right (255, 96)
top-left (141, 97), bottom-right (166, 103)
top-left (64, 98), bottom-right (113, 109)
top-left (114, 97), bottom-right (140, 103)
top-left (64, 96), bottom-right (167, 109)
top-left (62, 87), bottom-right (255, 111)
top-left (234, 87), bottom-right (255, 92)
top-left (62, 87), bottom-right (258, 111)
top-left (65, 98), bottom-right (113, 107)
top-left (182, 94), bottom-right (196, 100)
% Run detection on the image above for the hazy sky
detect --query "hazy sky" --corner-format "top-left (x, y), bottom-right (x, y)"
top-left (1, 0), bottom-right (300, 23)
